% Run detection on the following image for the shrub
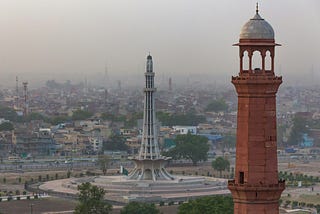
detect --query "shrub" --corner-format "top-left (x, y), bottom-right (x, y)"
top-left (300, 202), bottom-right (306, 207)
top-left (168, 201), bottom-right (174, 206)
top-left (16, 196), bottom-right (20, 200)
top-left (285, 200), bottom-right (291, 207)
top-left (159, 201), bottom-right (165, 206)
top-left (34, 195), bottom-right (38, 199)
top-left (15, 190), bottom-right (20, 195)
top-left (27, 196), bottom-right (30, 200)
top-left (38, 175), bottom-right (42, 182)
top-left (292, 201), bottom-right (298, 208)
top-left (23, 191), bottom-right (27, 195)
top-left (55, 173), bottom-right (58, 180)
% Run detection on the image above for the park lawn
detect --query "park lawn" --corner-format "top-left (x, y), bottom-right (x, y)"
top-left (282, 194), bottom-right (320, 205)
top-left (298, 194), bottom-right (320, 205)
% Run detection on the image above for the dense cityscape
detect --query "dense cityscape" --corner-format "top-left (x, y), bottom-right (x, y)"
top-left (0, 1), bottom-right (319, 214)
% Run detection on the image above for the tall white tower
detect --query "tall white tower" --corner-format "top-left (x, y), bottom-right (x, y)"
top-left (128, 54), bottom-right (174, 181)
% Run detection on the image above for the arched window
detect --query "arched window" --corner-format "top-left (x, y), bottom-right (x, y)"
top-left (252, 50), bottom-right (262, 71)
top-left (242, 51), bottom-right (249, 71)
top-left (265, 51), bottom-right (272, 71)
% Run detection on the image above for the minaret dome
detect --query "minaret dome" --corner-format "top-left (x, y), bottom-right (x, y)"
top-left (239, 3), bottom-right (274, 40)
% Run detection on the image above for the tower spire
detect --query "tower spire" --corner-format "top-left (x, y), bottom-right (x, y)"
top-left (256, 2), bottom-right (259, 13)
top-left (128, 54), bottom-right (174, 181)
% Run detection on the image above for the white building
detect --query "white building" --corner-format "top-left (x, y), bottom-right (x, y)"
top-left (90, 137), bottom-right (103, 152)
top-left (172, 126), bottom-right (197, 135)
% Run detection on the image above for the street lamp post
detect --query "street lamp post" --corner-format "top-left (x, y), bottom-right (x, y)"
top-left (30, 203), bottom-right (34, 214)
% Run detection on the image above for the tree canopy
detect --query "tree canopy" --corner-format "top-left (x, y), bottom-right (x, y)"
top-left (74, 182), bottom-right (112, 214)
top-left (164, 133), bottom-right (209, 165)
top-left (287, 116), bottom-right (308, 146)
top-left (178, 195), bottom-right (233, 214)
top-left (98, 155), bottom-right (111, 175)
top-left (101, 113), bottom-right (126, 122)
top-left (0, 106), bottom-right (19, 122)
top-left (72, 110), bottom-right (93, 121)
top-left (103, 134), bottom-right (128, 151)
top-left (156, 111), bottom-right (206, 126)
top-left (120, 202), bottom-right (160, 214)
top-left (223, 134), bottom-right (236, 150)
top-left (205, 99), bottom-right (228, 112)
top-left (212, 157), bottom-right (230, 177)
top-left (0, 122), bottom-right (14, 131)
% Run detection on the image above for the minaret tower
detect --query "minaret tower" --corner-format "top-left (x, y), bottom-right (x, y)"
top-left (228, 4), bottom-right (285, 214)
top-left (15, 76), bottom-right (19, 109)
top-left (22, 82), bottom-right (28, 116)
top-left (128, 54), bottom-right (174, 181)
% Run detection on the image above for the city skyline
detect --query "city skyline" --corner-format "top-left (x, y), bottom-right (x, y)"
top-left (0, 1), bottom-right (319, 87)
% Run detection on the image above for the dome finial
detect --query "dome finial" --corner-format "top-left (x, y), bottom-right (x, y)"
top-left (256, 2), bottom-right (259, 14)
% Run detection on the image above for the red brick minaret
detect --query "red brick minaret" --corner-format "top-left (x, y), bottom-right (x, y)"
top-left (228, 4), bottom-right (285, 214)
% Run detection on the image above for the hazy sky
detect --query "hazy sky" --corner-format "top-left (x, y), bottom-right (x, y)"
top-left (0, 0), bottom-right (319, 87)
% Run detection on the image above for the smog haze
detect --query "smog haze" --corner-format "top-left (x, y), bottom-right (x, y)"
top-left (0, 0), bottom-right (319, 88)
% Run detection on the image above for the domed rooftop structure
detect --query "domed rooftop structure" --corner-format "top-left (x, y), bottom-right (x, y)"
top-left (239, 4), bottom-right (274, 40)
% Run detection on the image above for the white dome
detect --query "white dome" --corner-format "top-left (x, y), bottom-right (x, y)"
top-left (240, 12), bottom-right (274, 40)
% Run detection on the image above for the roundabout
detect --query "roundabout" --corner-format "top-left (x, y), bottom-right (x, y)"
top-left (39, 175), bottom-right (229, 204)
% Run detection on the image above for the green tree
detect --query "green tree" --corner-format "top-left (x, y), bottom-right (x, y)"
top-left (205, 99), bottom-right (228, 112)
top-left (98, 155), bottom-right (111, 175)
top-left (287, 116), bottom-right (308, 146)
top-left (164, 133), bottom-right (209, 165)
top-left (212, 157), bottom-right (230, 177)
top-left (103, 134), bottom-right (128, 151)
top-left (0, 122), bottom-right (14, 131)
top-left (120, 202), bottom-right (160, 214)
top-left (223, 134), bottom-right (236, 150)
top-left (156, 111), bottom-right (205, 126)
top-left (0, 106), bottom-right (19, 122)
top-left (101, 113), bottom-right (126, 122)
top-left (74, 182), bottom-right (112, 214)
top-left (124, 112), bottom-right (143, 128)
top-left (178, 195), bottom-right (233, 214)
top-left (72, 110), bottom-right (93, 121)
top-left (50, 115), bottom-right (70, 125)
top-left (25, 112), bottom-right (48, 122)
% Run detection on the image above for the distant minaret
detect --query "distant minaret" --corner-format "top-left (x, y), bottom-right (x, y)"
top-left (169, 77), bottom-right (172, 91)
top-left (104, 89), bottom-right (108, 105)
top-left (128, 54), bottom-right (174, 181)
top-left (104, 64), bottom-right (109, 88)
top-left (117, 80), bottom-right (121, 92)
top-left (16, 76), bottom-right (19, 108)
top-left (22, 82), bottom-right (28, 116)
top-left (84, 76), bottom-right (88, 94)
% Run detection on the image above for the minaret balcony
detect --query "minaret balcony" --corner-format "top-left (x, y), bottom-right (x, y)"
top-left (228, 179), bottom-right (285, 190)
top-left (144, 72), bottom-right (155, 76)
top-left (144, 88), bottom-right (156, 92)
